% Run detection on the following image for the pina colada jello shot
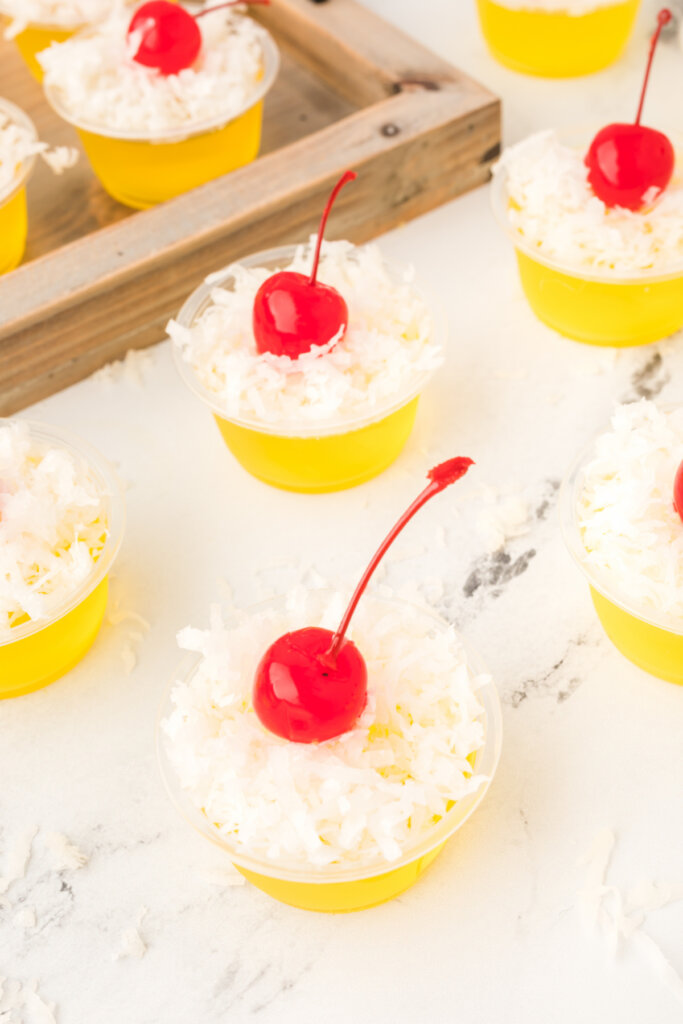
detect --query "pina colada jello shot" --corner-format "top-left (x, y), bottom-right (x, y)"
top-left (0, 420), bottom-right (125, 699)
top-left (170, 173), bottom-right (444, 493)
top-left (0, 0), bottom-right (117, 80)
top-left (40, 0), bottom-right (279, 208)
top-left (476, 0), bottom-right (640, 77)
top-left (561, 401), bottom-right (683, 686)
top-left (159, 461), bottom-right (502, 912)
top-left (493, 11), bottom-right (683, 347)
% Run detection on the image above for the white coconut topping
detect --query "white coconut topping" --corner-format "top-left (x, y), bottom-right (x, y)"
top-left (169, 240), bottom-right (442, 430)
top-left (577, 401), bottom-right (683, 620)
top-left (0, 107), bottom-right (78, 198)
top-left (40, 4), bottom-right (270, 137)
top-left (495, 130), bottom-right (683, 275)
top-left (162, 588), bottom-right (489, 869)
top-left (485, 0), bottom-right (628, 14)
top-left (1, 0), bottom-right (117, 35)
top-left (0, 421), bottom-right (109, 634)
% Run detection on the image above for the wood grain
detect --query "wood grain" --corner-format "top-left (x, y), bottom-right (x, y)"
top-left (0, 0), bottom-right (500, 414)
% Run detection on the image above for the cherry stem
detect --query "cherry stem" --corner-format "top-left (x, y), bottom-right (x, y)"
top-left (308, 170), bottom-right (357, 287)
top-left (195, 0), bottom-right (270, 20)
top-left (635, 8), bottom-right (672, 126)
top-left (325, 458), bottom-right (474, 664)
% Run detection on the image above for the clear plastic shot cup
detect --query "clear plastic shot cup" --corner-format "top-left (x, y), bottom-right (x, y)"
top-left (0, 421), bottom-right (125, 699)
top-left (42, 25), bottom-right (279, 209)
top-left (560, 432), bottom-right (683, 686)
top-left (0, 99), bottom-right (38, 276)
top-left (491, 143), bottom-right (683, 347)
top-left (157, 595), bottom-right (503, 913)
top-left (172, 246), bottom-right (444, 493)
top-left (0, 6), bottom-right (81, 81)
top-left (476, 0), bottom-right (640, 77)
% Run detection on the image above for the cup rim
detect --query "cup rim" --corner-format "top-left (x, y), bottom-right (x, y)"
top-left (0, 419), bottom-right (126, 646)
top-left (559, 406), bottom-right (683, 636)
top-left (491, 127), bottom-right (683, 284)
top-left (42, 22), bottom-right (280, 143)
top-left (157, 592), bottom-right (503, 885)
top-left (171, 243), bottom-right (444, 439)
top-left (0, 97), bottom-right (38, 207)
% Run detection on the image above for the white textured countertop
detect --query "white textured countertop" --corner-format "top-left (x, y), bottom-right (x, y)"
top-left (2, 2), bottom-right (683, 1022)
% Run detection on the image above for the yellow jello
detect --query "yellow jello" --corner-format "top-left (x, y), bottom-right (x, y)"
top-left (43, 29), bottom-right (279, 209)
top-left (0, 99), bottom-right (38, 276)
top-left (157, 601), bottom-right (503, 913)
top-left (0, 422), bottom-right (125, 699)
top-left (476, 0), bottom-right (640, 77)
top-left (10, 22), bottom-right (75, 81)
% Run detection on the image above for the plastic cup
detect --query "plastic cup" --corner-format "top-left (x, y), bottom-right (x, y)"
top-left (157, 595), bottom-right (502, 913)
top-left (491, 153), bottom-right (683, 347)
top-left (172, 246), bottom-right (443, 493)
top-left (476, 0), bottom-right (640, 77)
top-left (0, 99), bottom-right (38, 275)
top-left (560, 432), bottom-right (683, 685)
top-left (0, 11), bottom-right (77, 81)
top-left (0, 421), bottom-right (125, 699)
top-left (42, 26), bottom-right (279, 209)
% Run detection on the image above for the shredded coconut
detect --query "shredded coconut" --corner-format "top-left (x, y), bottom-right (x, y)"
top-left (0, 421), bottom-right (110, 634)
top-left (114, 907), bottom-right (148, 960)
top-left (577, 401), bottom-right (683, 621)
top-left (13, 906), bottom-right (37, 929)
top-left (169, 240), bottom-right (442, 430)
top-left (486, 0), bottom-right (629, 13)
top-left (476, 489), bottom-right (531, 552)
top-left (495, 130), bottom-right (683, 275)
top-left (44, 832), bottom-right (88, 871)
top-left (0, 107), bottom-right (77, 198)
top-left (40, 4), bottom-right (270, 137)
top-left (1, 0), bottom-right (116, 35)
top-left (0, 826), bottom-right (37, 896)
top-left (162, 588), bottom-right (489, 869)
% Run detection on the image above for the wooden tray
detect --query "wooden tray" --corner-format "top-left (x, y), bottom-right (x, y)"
top-left (0, 0), bottom-right (500, 415)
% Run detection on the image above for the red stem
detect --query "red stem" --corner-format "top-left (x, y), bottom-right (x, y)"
top-left (308, 171), bottom-right (357, 286)
top-left (325, 458), bottom-right (474, 662)
top-left (635, 8), bottom-right (672, 126)
top-left (195, 0), bottom-right (270, 19)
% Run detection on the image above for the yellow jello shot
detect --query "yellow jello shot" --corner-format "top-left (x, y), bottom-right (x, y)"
top-left (0, 99), bottom-right (40, 276)
top-left (560, 402), bottom-right (683, 686)
top-left (476, 0), bottom-right (640, 77)
top-left (158, 591), bottom-right (502, 913)
top-left (0, 0), bottom-right (118, 79)
top-left (0, 420), bottom-right (125, 699)
top-left (40, 5), bottom-right (279, 209)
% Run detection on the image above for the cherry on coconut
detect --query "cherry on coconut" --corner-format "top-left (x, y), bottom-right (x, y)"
top-left (253, 457), bottom-right (475, 743)
top-left (253, 171), bottom-right (357, 358)
top-left (128, 0), bottom-right (269, 76)
top-left (674, 459), bottom-right (683, 522)
top-left (585, 9), bottom-right (674, 211)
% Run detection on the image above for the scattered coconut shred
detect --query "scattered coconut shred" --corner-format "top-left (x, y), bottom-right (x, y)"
top-left (0, 108), bottom-right (77, 196)
top-left (577, 401), bottom-right (683, 620)
top-left (0, 421), bottom-right (109, 633)
top-left (39, 4), bottom-right (269, 136)
top-left (495, 130), bottom-right (683, 275)
top-left (1, 0), bottom-right (116, 35)
top-left (162, 588), bottom-right (489, 869)
top-left (169, 240), bottom-right (442, 429)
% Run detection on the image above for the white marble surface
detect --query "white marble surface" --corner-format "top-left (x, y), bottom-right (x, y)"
top-left (2, 2), bottom-right (683, 1021)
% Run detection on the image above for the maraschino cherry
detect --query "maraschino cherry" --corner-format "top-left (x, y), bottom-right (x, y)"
top-left (128, 0), bottom-right (269, 76)
top-left (253, 457), bottom-right (475, 743)
top-left (585, 9), bottom-right (674, 212)
top-left (674, 459), bottom-right (683, 522)
top-left (252, 171), bottom-right (357, 358)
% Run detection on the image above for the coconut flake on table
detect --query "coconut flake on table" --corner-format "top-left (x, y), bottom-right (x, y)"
top-left (0, 108), bottom-right (77, 197)
top-left (1, 0), bottom-right (117, 35)
top-left (39, 4), bottom-right (269, 136)
top-left (577, 400), bottom-right (683, 620)
top-left (486, 0), bottom-right (626, 13)
top-left (168, 239), bottom-right (442, 429)
top-left (0, 421), bottom-right (109, 634)
top-left (162, 587), bottom-right (489, 870)
top-left (495, 130), bottom-right (683, 275)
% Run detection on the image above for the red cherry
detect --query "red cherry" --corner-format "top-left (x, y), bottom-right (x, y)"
top-left (252, 457), bottom-right (474, 744)
top-left (253, 171), bottom-right (357, 358)
top-left (585, 9), bottom-right (674, 211)
top-left (674, 460), bottom-right (683, 522)
top-left (128, 0), bottom-right (269, 77)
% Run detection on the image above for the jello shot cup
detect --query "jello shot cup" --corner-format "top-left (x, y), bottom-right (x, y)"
top-left (0, 6), bottom-right (82, 81)
top-left (0, 99), bottom-right (38, 276)
top-left (491, 149), bottom-right (683, 347)
top-left (0, 422), bottom-right (125, 699)
top-left (172, 245), bottom-right (443, 494)
top-left (157, 596), bottom-right (502, 913)
top-left (476, 0), bottom-right (640, 77)
top-left (560, 435), bottom-right (683, 686)
top-left (42, 27), bottom-right (279, 209)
